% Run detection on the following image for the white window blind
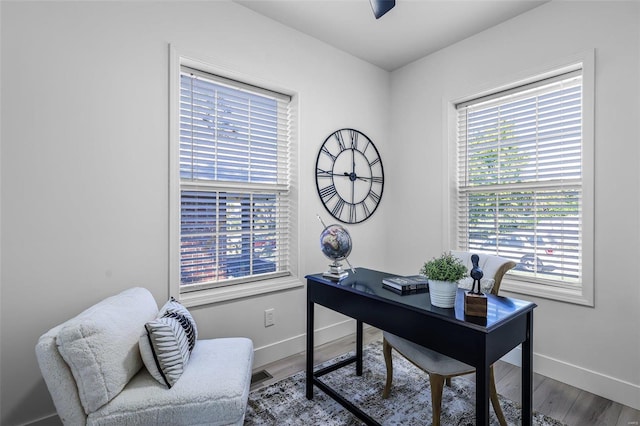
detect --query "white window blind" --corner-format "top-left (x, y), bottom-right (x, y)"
top-left (456, 69), bottom-right (583, 287)
top-left (179, 66), bottom-right (292, 291)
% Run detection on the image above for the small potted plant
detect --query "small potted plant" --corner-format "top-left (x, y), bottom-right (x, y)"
top-left (421, 252), bottom-right (467, 308)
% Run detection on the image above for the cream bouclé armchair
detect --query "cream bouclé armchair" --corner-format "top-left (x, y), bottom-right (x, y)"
top-left (36, 287), bottom-right (254, 425)
top-left (382, 251), bottom-right (516, 426)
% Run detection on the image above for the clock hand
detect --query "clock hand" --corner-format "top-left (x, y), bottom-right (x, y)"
top-left (352, 148), bottom-right (356, 175)
top-left (343, 172), bottom-right (374, 183)
top-left (320, 170), bottom-right (354, 178)
top-left (348, 150), bottom-right (356, 205)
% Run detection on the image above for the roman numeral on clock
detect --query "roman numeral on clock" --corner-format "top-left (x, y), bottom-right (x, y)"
top-left (349, 129), bottom-right (358, 150)
top-left (332, 197), bottom-right (346, 218)
top-left (348, 203), bottom-right (356, 223)
top-left (334, 131), bottom-right (346, 152)
top-left (321, 146), bottom-right (337, 161)
top-left (316, 168), bottom-right (333, 178)
top-left (360, 200), bottom-right (371, 218)
top-left (367, 190), bottom-right (381, 204)
top-left (319, 184), bottom-right (337, 201)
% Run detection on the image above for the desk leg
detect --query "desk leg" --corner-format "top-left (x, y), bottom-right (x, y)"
top-left (306, 300), bottom-right (314, 400)
top-left (522, 311), bottom-right (534, 426)
top-left (356, 320), bottom-right (363, 376)
top-left (476, 365), bottom-right (490, 426)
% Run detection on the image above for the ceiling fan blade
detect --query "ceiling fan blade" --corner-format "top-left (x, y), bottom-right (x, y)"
top-left (369, 0), bottom-right (395, 19)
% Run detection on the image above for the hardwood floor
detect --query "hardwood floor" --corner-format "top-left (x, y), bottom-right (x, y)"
top-left (252, 328), bottom-right (640, 426)
top-left (491, 359), bottom-right (640, 426)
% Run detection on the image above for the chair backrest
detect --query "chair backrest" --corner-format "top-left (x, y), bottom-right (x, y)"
top-left (450, 250), bottom-right (516, 295)
top-left (35, 287), bottom-right (158, 424)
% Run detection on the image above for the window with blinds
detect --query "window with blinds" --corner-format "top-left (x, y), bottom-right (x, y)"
top-left (178, 66), bottom-right (292, 291)
top-left (455, 68), bottom-right (583, 287)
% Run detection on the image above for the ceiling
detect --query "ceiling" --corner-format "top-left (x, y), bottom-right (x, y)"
top-left (235, 0), bottom-right (549, 71)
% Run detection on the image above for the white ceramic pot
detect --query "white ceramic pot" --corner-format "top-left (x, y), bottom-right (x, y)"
top-left (429, 280), bottom-right (458, 308)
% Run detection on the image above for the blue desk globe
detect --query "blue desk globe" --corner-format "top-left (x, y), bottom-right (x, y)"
top-left (320, 224), bottom-right (353, 280)
top-left (320, 224), bottom-right (352, 261)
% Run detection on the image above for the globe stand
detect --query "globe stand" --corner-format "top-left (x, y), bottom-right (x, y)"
top-left (323, 261), bottom-right (349, 280)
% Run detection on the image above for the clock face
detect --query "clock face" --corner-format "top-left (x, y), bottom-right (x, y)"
top-left (315, 128), bottom-right (384, 224)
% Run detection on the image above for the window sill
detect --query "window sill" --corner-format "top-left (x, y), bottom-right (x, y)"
top-left (500, 276), bottom-right (594, 307)
top-left (177, 275), bottom-right (304, 308)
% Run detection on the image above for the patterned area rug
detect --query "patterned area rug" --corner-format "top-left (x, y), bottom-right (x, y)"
top-left (246, 340), bottom-right (566, 425)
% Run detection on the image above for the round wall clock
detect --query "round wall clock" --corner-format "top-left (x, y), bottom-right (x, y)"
top-left (315, 128), bottom-right (384, 224)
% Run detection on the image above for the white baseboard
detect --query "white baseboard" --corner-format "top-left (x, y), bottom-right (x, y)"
top-left (501, 347), bottom-right (640, 410)
top-left (252, 318), bottom-right (358, 369)
top-left (22, 413), bottom-right (60, 425)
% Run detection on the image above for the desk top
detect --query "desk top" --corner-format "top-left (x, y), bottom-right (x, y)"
top-left (306, 267), bottom-right (536, 332)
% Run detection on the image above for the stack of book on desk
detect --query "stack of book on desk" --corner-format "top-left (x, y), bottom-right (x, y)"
top-left (382, 275), bottom-right (429, 295)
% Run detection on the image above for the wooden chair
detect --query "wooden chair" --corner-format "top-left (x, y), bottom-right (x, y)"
top-left (382, 251), bottom-right (516, 426)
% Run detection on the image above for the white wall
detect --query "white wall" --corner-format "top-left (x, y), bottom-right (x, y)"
top-left (388, 0), bottom-right (640, 410)
top-left (3, 1), bottom-right (639, 425)
top-left (0, 2), bottom-right (390, 424)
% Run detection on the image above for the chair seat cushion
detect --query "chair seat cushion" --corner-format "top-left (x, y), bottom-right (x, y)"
top-left (87, 337), bottom-right (253, 426)
top-left (383, 332), bottom-right (474, 377)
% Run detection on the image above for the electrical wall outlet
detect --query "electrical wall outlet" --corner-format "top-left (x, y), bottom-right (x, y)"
top-left (264, 308), bottom-right (275, 327)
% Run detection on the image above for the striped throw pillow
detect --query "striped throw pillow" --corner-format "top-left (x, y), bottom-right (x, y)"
top-left (159, 297), bottom-right (198, 350)
top-left (140, 298), bottom-right (198, 388)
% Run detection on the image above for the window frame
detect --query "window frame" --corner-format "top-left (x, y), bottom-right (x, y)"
top-left (169, 46), bottom-right (302, 307)
top-left (446, 50), bottom-right (595, 306)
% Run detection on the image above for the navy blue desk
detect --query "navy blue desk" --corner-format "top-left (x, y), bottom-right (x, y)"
top-left (305, 267), bottom-right (536, 426)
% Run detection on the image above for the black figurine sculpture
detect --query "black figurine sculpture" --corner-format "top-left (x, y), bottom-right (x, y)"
top-left (465, 253), bottom-right (488, 317)
top-left (470, 254), bottom-right (483, 295)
